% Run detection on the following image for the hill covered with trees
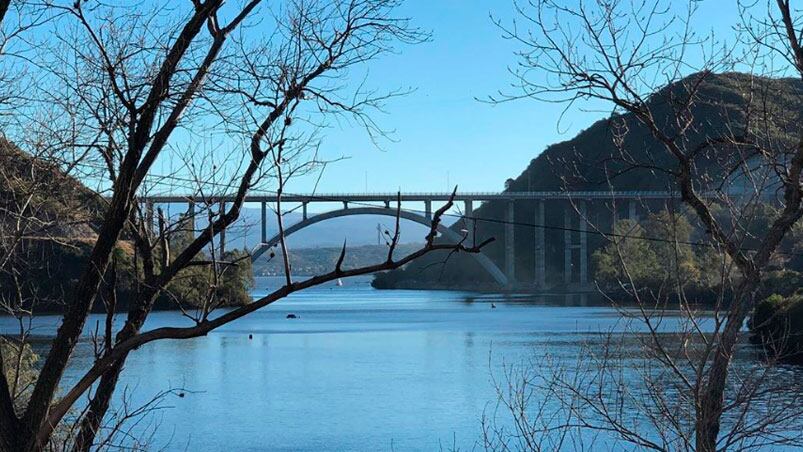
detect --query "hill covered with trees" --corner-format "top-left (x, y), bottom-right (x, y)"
top-left (373, 72), bottom-right (803, 290)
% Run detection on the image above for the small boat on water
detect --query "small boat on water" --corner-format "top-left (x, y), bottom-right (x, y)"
top-left (336, 278), bottom-right (343, 287)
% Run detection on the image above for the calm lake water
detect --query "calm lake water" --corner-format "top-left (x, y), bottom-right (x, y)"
top-left (3, 276), bottom-right (803, 451)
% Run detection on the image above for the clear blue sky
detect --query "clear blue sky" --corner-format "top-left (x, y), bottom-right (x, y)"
top-left (136, 1), bottom-right (746, 197)
top-left (277, 0), bottom-right (744, 194)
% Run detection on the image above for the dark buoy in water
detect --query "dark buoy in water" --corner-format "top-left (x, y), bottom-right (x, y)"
top-left (491, 303), bottom-right (497, 309)
top-left (286, 313), bottom-right (298, 319)
top-left (248, 334), bottom-right (253, 340)
top-left (178, 392), bottom-right (185, 398)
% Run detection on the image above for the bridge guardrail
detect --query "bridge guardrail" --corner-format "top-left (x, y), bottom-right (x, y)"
top-left (137, 190), bottom-right (710, 203)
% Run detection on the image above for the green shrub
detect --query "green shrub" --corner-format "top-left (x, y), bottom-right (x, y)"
top-left (160, 249), bottom-right (254, 309)
top-left (760, 270), bottom-right (803, 298)
top-left (750, 294), bottom-right (803, 365)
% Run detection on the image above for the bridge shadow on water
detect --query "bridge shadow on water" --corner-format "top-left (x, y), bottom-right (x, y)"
top-left (460, 292), bottom-right (605, 308)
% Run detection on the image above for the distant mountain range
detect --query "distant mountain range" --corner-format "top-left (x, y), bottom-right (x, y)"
top-left (200, 205), bottom-right (449, 251)
top-left (253, 243), bottom-right (425, 276)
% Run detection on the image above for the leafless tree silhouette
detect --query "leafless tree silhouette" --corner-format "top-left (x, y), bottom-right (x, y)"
top-left (0, 1), bottom-right (492, 450)
top-left (487, 0), bottom-right (803, 450)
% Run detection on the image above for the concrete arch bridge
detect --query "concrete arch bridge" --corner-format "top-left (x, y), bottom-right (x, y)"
top-left (141, 191), bottom-right (687, 290)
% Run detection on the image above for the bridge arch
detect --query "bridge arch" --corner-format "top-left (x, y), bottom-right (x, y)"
top-left (252, 207), bottom-right (508, 286)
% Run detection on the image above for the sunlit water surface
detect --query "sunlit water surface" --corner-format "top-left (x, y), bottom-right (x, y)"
top-left (3, 276), bottom-right (802, 451)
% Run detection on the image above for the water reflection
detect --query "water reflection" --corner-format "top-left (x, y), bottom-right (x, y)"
top-left (464, 292), bottom-right (605, 308)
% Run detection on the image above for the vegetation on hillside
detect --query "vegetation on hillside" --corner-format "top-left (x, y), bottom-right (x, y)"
top-left (593, 206), bottom-right (803, 292)
top-left (593, 213), bottom-right (701, 290)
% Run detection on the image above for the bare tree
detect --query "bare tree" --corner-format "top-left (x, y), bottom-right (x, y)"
top-left (0, 1), bottom-right (493, 450)
top-left (489, 0), bottom-right (803, 450)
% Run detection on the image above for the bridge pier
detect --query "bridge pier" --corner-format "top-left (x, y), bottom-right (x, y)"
top-left (564, 204), bottom-right (572, 285)
top-left (579, 200), bottom-right (588, 287)
top-left (187, 200), bottom-right (195, 238)
top-left (505, 200), bottom-right (515, 285)
top-left (424, 200), bottom-right (432, 220)
top-left (219, 200), bottom-right (226, 256)
top-left (145, 201), bottom-right (154, 235)
top-left (534, 200), bottom-right (545, 288)
top-left (302, 202), bottom-right (308, 221)
top-left (564, 201), bottom-right (589, 288)
top-left (628, 199), bottom-right (639, 222)
top-left (261, 201), bottom-right (267, 244)
top-left (342, 201), bottom-right (348, 210)
top-left (464, 200), bottom-right (474, 245)
top-left (610, 199), bottom-right (618, 225)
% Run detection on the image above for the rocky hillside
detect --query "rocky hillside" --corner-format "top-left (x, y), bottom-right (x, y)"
top-left (0, 138), bottom-right (105, 239)
top-left (374, 72), bottom-right (803, 290)
top-left (0, 139), bottom-right (108, 311)
top-left (0, 140), bottom-right (253, 312)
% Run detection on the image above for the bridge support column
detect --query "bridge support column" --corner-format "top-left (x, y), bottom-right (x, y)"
top-left (628, 199), bottom-right (638, 222)
top-left (261, 201), bottom-right (267, 244)
top-left (464, 200), bottom-right (473, 217)
top-left (464, 200), bottom-right (474, 245)
top-left (342, 201), bottom-right (348, 210)
top-left (564, 203), bottom-right (572, 285)
top-left (535, 200), bottom-right (545, 288)
top-left (302, 202), bottom-right (308, 221)
top-left (505, 200), bottom-right (515, 285)
top-left (611, 200), bottom-right (618, 225)
top-left (187, 200), bottom-right (195, 238)
top-left (384, 199), bottom-right (390, 209)
top-left (219, 200), bottom-right (226, 257)
top-left (579, 200), bottom-right (588, 287)
top-left (424, 200), bottom-right (432, 220)
top-left (145, 202), bottom-right (154, 235)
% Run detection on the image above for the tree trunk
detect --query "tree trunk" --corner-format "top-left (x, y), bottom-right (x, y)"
top-left (22, 185), bottom-right (136, 451)
top-left (71, 356), bottom-right (126, 452)
top-left (0, 350), bottom-right (21, 451)
top-left (694, 281), bottom-right (757, 451)
top-left (0, 416), bottom-right (22, 452)
top-left (71, 280), bottom-right (161, 451)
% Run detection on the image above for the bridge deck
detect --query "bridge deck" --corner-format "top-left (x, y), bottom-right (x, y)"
top-left (140, 190), bottom-right (690, 203)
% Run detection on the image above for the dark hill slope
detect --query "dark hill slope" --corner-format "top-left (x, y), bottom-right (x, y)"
top-left (0, 141), bottom-right (252, 312)
top-left (374, 72), bottom-right (803, 289)
top-left (0, 140), bottom-right (109, 311)
top-left (0, 138), bottom-right (105, 238)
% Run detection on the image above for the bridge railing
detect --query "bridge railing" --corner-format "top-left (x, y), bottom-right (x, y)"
top-left (137, 190), bottom-right (705, 203)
